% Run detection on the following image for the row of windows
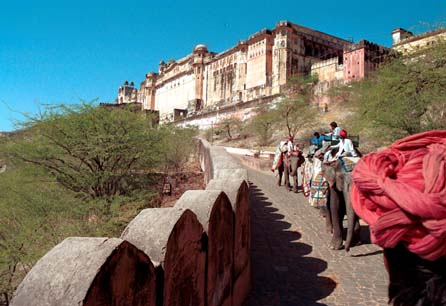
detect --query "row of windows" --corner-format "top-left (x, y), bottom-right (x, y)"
top-left (210, 54), bottom-right (236, 70)
top-left (211, 64), bottom-right (237, 75)
top-left (250, 40), bottom-right (266, 48)
top-left (249, 49), bottom-right (266, 58)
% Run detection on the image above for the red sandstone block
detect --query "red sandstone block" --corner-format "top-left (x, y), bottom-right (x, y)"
top-left (176, 190), bottom-right (235, 306)
top-left (206, 179), bottom-right (251, 306)
top-left (121, 207), bottom-right (206, 306)
top-left (11, 237), bottom-right (157, 306)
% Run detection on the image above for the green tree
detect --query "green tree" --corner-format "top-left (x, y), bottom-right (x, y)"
top-left (218, 116), bottom-right (243, 139)
top-left (0, 161), bottom-right (91, 304)
top-left (159, 125), bottom-right (198, 171)
top-left (0, 104), bottom-right (200, 303)
top-left (7, 102), bottom-right (164, 199)
top-left (274, 75), bottom-right (319, 137)
top-left (247, 106), bottom-right (276, 149)
top-left (344, 39), bottom-right (446, 138)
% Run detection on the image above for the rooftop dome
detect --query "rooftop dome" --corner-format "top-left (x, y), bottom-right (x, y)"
top-left (194, 44), bottom-right (208, 52)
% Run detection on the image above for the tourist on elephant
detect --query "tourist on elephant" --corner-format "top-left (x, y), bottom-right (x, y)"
top-left (271, 137), bottom-right (292, 185)
top-left (288, 137), bottom-right (302, 156)
top-left (286, 136), bottom-right (296, 153)
top-left (350, 130), bottom-right (446, 306)
top-left (322, 121), bottom-right (341, 141)
top-left (311, 132), bottom-right (324, 149)
top-left (329, 129), bottom-right (358, 159)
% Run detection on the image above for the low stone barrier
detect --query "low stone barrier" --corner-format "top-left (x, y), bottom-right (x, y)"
top-left (239, 155), bottom-right (272, 172)
top-left (11, 237), bottom-right (157, 306)
top-left (121, 208), bottom-right (206, 306)
top-left (10, 138), bottom-right (250, 306)
top-left (176, 191), bottom-right (234, 306)
top-left (206, 179), bottom-right (251, 306)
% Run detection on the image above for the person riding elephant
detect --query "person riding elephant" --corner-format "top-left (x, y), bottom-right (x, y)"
top-left (271, 138), bottom-right (291, 186)
top-left (328, 129), bottom-right (358, 158)
top-left (322, 121), bottom-right (341, 141)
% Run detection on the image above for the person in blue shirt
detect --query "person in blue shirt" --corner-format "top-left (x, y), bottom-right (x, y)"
top-left (310, 132), bottom-right (324, 148)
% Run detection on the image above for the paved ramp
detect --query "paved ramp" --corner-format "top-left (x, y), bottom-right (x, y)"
top-left (243, 167), bottom-right (388, 306)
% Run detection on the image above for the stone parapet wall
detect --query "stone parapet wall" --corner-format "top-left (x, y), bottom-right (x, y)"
top-left (11, 139), bottom-right (251, 306)
top-left (177, 95), bottom-right (279, 130)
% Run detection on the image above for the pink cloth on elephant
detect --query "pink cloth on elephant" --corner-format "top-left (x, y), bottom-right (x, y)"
top-left (350, 130), bottom-right (446, 261)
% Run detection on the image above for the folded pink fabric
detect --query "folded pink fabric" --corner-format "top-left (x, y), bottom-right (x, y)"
top-left (351, 130), bottom-right (446, 261)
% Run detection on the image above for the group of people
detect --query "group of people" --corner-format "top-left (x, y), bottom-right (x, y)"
top-left (271, 121), bottom-right (358, 187)
top-left (310, 121), bottom-right (358, 162)
top-left (273, 124), bottom-right (446, 305)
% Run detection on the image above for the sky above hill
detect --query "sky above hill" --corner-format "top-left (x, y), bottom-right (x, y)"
top-left (0, 0), bottom-right (445, 131)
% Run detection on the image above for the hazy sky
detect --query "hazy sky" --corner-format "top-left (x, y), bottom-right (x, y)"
top-left (1, 0), bottom-right (445, 131)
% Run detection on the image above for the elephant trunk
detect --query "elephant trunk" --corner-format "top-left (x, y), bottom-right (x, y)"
top-left (345, 204), bottom-right (357, 252)
top-left (344, 179), bottom-right (359, 252)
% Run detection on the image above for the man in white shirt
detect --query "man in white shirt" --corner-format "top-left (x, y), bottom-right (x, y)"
top-left (323, 121), bottom-right (341, 141)
top-left (330, 129), bottom-right (358, 159)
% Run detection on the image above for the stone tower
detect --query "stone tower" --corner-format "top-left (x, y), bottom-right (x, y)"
top-left (140, 72), bottom-right (157, 110)
top-left (192, 44), bottom-right (208, 109)
top-left (117, 81), bottom-right (138, 104)
top-left (272, 21), bottom-right (292, 94)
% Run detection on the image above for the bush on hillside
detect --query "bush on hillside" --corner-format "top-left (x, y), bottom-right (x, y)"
top-left (273, 75), bottom-right (319, 138)
top-left (0, 102), bottom-right (199, 303)
top-left (246, 105), bottom-right (276, 149)
top-left (338, 40), bottom-right (446, 141)
top-left (6, 102), bottom-right (171, 199)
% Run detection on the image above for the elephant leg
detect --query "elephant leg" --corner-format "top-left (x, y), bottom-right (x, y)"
top-left (344, 182), bottom-right (361, 252)
top-left (277, 164), bottom-right (284, 186)
top-left (329, 187), bottom-right (344, 250)
top-left (292, 174), bottom-right (299, 193)
top-left (284, 163), bottom-right (291, 191)
top-left (320, 188), bottom-right (333, 233)
top-left (320, 204), bottom-right (332, 234)
top-left (345, 195), bottom-right (361, 252)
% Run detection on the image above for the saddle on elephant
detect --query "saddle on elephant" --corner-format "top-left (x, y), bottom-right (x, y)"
top-left (339, 156), bottom-right (360, 173)
top-left (303, 157), bottom-right (330, 207)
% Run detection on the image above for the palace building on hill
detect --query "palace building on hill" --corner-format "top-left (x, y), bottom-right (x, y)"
top-left (116, 21), bottom-right (354, 122)
top-left (115, 21), bottom-right (444, 124)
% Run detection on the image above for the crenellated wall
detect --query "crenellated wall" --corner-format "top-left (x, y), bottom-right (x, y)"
top-left (10, 139), bottom-right (251, 306)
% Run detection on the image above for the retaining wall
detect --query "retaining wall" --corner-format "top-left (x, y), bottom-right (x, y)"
top-left (10, 138), bottom-right (251, 306)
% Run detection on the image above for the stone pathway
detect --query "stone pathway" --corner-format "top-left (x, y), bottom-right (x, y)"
top-left (243, 166), bottom-right (388, 306)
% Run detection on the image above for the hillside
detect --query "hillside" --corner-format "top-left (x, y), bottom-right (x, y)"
top-left (0, 105), bottom-right (203, 305)
top-left (207, 100), bottom-right (385, 154)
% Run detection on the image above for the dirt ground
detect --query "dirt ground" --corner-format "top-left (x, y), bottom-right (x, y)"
top-left (159, 159), bottom-right (205, 207)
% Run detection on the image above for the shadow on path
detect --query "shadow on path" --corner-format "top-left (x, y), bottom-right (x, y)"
top-left (244, 183), bottom-right (336, 306)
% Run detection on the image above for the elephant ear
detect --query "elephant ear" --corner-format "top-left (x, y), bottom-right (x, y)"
top-left (321, 164), bottom-right (336, 188)
top-left (332, 159), bottom-right (343, 190)
top-left (335, 172), bottom-right (345, 191)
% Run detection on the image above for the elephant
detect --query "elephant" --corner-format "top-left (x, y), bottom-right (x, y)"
top-left (320, 158), bottom-right (361, 251)
top-left (280, 152), bottom-right (305, 193)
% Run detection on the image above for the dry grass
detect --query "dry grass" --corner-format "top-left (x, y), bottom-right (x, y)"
top-left (211, 101), bottom-right (380, 152)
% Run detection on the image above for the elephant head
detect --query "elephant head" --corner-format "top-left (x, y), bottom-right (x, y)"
top-left (285, 153), bottom-right (305, 176)
top-left (283, 153), bottom-right (305, 192)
